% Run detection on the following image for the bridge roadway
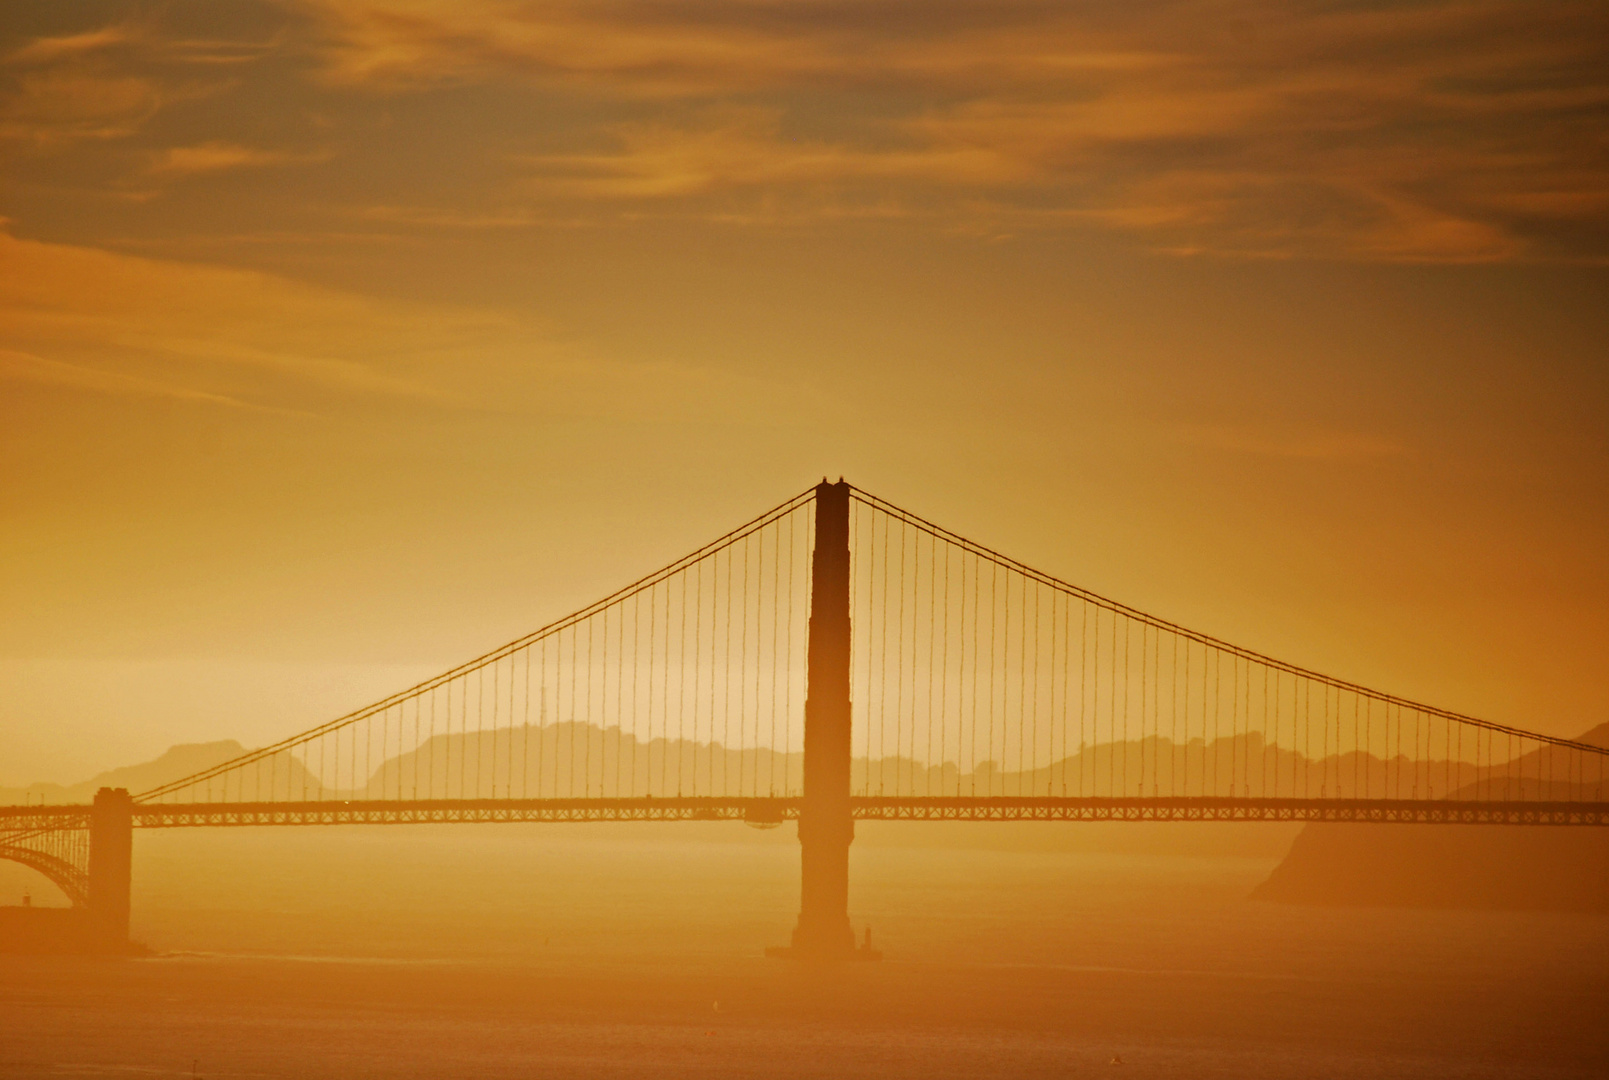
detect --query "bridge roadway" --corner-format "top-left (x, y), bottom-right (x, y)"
top-left (6, 796), bottom-right (1608, 830)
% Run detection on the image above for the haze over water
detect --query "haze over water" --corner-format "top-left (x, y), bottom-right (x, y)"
top-left (4, 828), bottom-right (1606, 1079)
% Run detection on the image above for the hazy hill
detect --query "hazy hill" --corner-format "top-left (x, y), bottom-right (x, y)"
top-left (14, 723), bottom-right (1601, 867)
top-left (2, 728), bottom-right (1304, 856)
top-left (1253, 723), bottom-right (1609, 911)
top-left (0, 741), bottom-right (247, 806)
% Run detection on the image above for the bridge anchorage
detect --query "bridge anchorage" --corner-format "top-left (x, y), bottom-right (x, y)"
top-left (4, 480), bottom-right (1606, 957)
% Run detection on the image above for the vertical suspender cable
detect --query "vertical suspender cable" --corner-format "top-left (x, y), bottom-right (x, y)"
top-left (927, 531), bottom-right (939, 795)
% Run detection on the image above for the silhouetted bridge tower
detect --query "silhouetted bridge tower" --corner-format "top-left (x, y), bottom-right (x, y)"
top-left (5, 481), bottom-right (1607, 955)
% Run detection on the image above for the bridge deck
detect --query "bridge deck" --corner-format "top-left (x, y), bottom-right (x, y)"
top-left (5, 796), bottom-right (1608, 828)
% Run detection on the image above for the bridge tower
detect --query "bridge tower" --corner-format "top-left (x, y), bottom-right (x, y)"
top-left (87, 786), bottom-right (134, 948)
top-left (775, 479), bottom-right (868, 959)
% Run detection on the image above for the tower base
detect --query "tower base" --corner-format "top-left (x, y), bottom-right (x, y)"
top-left (764, 942), bottom-right (882, 962)
top-left (766, 925), bottom-right (882, 961)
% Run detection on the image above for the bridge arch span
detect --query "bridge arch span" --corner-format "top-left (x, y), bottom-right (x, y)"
top-left (0, 844), bottom-right (89, 908)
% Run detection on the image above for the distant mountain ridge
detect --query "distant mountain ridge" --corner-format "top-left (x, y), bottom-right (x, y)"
top-left (16, 725), bottom-right (1602, 873)
top-left (8, 721), bottom-right (1606, 806)
top-left (0, 741), bottom-right (246, 806)
top-left (0, 730), bottom-right (1298, 857)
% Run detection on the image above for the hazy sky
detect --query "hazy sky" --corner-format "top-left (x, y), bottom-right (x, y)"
top-left (2, 1), bottom-right (1606, 783)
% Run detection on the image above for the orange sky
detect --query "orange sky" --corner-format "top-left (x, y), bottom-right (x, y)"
top-left (2, 1), bottom-right (1606, 783)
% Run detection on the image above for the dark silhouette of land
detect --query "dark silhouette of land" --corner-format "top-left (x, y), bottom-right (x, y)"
top-left (1254, 724), bottom-right (1609, 911)
top-left (1254, 820), bottom-right (1609, 911)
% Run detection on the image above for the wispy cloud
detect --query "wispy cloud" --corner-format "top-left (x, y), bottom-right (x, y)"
top-left (308, 1), bottom-right (846, 95)
top-left (0, 228), bottom-right (790, 424)
top-left (357, 205), bottom-right (581, 229)
top-left (0, 230), bottom-right (468, 410)
top-left (295, 0), bottom-right (1608, 261)
top-left (0, 346), bottom-right (253, 408)
top-left (6, 25), bottom-right (140, 65)
top-left (4, 1), bottom-right (1605, 261)
top-left (0, 16), bottom-right (274, 147)
top-left (519, 109), bottom-right (1023, 200)
top-left (147, 141), bottom-right (329, 178)
top-left (0, 67), bottom-right (164, 144)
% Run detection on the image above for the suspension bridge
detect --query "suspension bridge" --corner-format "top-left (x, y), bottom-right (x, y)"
top-left (4, 481), bottom-right (1606, 956)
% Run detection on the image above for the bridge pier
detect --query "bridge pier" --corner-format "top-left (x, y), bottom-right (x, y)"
top-left (771, 480), bottom-right (876, 960)
top-left (87, 787), bottom-right (133, 949)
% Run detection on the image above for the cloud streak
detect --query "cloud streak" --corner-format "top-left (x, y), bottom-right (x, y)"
top-left (3, 1), bottom-right (1605, 261)
top-left (147, 141), bottom-right (330, 178)
top-left (0, 347), bottom-right (253, 408)
top-left (299, 0), bottom-right (1609, 261)
top-left (0, 229), bottom-right (807, 427)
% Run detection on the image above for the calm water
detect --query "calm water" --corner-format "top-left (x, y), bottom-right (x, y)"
top-left (2, 827), bottom-right (1606, 1078)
